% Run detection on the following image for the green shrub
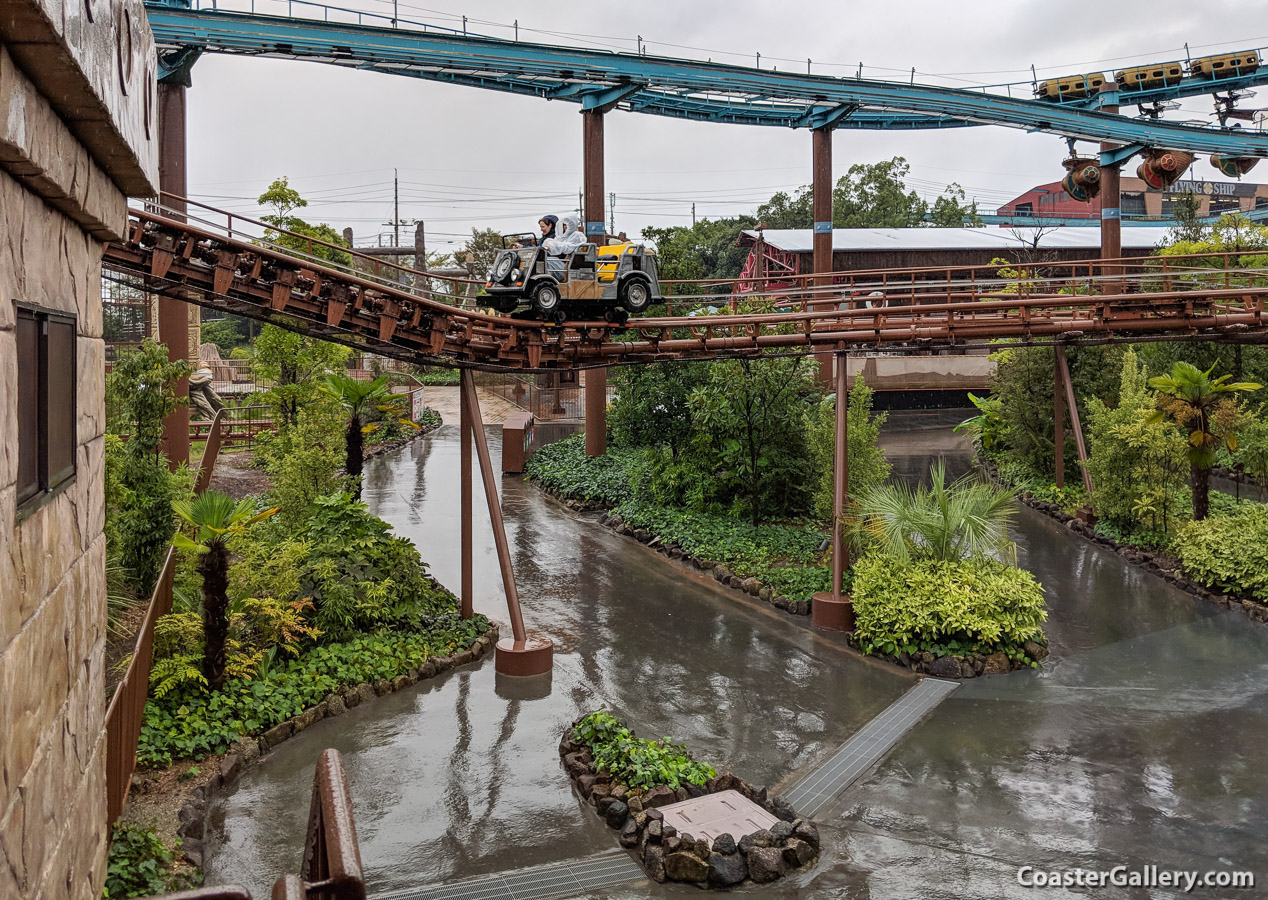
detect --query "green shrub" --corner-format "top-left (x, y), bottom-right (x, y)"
top-left (1174, 505), bottom-right (1268, 602)
top-left (411, 368), bottom-right (461, 386)
top-left (138, 615), bottom-right (489, 766)
top-left (572, 710), bottom-right (715, 791)
top-left (253, 402), bottom-right (347, 530)
top-left (300, 493), bottom-right (450, 640)
top-left (808, 374), bottom-right (890, 519)
top-left (104, 822), bottom-right (195, 898)
top-left (200, 316), bottom-right (249, 353)
top-left (524, 434), bottom-right (639, 505)
top-left (851, 554), bottom-right (1047, 658)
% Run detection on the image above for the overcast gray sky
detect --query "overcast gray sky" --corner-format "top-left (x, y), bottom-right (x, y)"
top-left (183, 0), bottom-right (1268, 257)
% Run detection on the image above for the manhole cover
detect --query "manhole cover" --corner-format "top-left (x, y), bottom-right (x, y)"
top-left (656, 790), bottom-right (779, 846)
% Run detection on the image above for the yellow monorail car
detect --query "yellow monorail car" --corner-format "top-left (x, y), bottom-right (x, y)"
top-left (1189, 51), bottom-right (1260, 79)
top-left (1036, 72), bottom-right (1107, 101)
top-left (1116, 61), bottom-right (1184, 90)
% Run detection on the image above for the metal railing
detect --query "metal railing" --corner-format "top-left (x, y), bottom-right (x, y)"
top-left (144, 750), bottom-right (365, 900)
top-left (104, 410), bottom-right (226, 823)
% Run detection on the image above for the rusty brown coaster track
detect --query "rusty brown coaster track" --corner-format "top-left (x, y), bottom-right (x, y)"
top-left (103, 201), bottom-right (1268, 372)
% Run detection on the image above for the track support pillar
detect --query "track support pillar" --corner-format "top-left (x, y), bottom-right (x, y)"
top-left (1099, 84), bottom-right (1122, 295)
top-left (812, 127), bottom-right (834, 389)
top-left (583, 110), bottom-right (608, 456)
top-left (157, 80), bottom-right (190, 468)
top-left (460, 371), bottom-right (553, 676)
top-left (813, 349), bottom-right (855, 632)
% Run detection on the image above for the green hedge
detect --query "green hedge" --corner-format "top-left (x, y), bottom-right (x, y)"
top-left (1175, 506), bottom-right (1268, 603)
top-left (523, 434), bottom-right (639, 505)
top-left (852, 555), bottom-right (1047, 658)
top-left (572, 710), bottom-right (715, 791)
top-left (138, 615), bottom-right (489, 767)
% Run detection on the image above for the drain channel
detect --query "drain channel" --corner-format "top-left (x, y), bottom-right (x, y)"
top-left (783, 677), bottom-right (959, 817)
top-left (373, 849), bottom-right (645, 900)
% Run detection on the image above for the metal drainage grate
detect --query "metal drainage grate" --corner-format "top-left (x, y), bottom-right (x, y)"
top-left (783, 677), bottom-right (959, 817)
top-left (373, 850), bottom-right (645, 900)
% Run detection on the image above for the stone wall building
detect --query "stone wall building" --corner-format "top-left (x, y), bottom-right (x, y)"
top-left (1, 2), bottom-right (157, 898)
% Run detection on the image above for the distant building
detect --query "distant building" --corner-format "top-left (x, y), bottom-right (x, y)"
top-left (735, 226), bottom-right (1161, 288)
top-left (999, 177), bottom-right (1268, 221)
top-left (1, 3), bottom-right (157, 898)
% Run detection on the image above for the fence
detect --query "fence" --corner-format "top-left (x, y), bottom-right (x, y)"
top-left (475, 371), bottom-right (586, 421)
top-left (104, 410), bottom-right (226, 823)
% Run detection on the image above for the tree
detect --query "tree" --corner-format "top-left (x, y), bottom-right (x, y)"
top-left (106, 340), bottom-right (192, 595)
top-left (257, 177), bottom-right (353, 268)
top-left (459, 227), bottom-right (507, 279)
top-left (833, 157), bottom-right (928, 227)
top-left (318, 374), bottom-right (417, 498)
top-left (253, 325), bottom-right (351, 429)
top-left (930, 183), bottom-right (983, 227)
top-left (1148, 362), bottom-right (1260, 520)
top-left (641, 216), bottom-right (757, 298)
top-left (1163, 193), bottom-right (1207, 246)
top-left (853, 460), bottom-right (1016, 563)
top-left (755, 190), bottom-right (812, 230)
top-left (609, 361), bottom-right (708, 457)
top-left (172, 492), bottom-right (277, 692)
top-left (808, 374), bottom-right (891, 519)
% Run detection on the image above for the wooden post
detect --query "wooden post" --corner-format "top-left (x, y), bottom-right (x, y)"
top-left (157, 80), bottom-right (190, 468)
top-left (583, 110), bottom-right (608, 456)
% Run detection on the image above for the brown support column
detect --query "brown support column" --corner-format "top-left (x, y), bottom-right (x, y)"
top-left (157, 81), bottom-right (190, 467)
top-left (460, 371), bottom-right (553, 675)
top-left (460, 370), bottom-right (473, 620)
top-left (1098, 84), bottom-right (1122, 294)
top-left (813, 350), bottom-right (855, 632)
top-left (1054, 346), bottom-right (1066, 490)
top-left (582, 110), bottom-right (608, 456)
top-left (812, 127), bottom-right (835, 389)
top-left (1056, 348), bottom-right (1096, 499)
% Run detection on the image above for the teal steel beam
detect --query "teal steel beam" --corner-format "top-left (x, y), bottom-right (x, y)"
top-left (581, 83), bottom-right (644, 113)
top-left (144, 5), bottom-right (1268, 155)
top-left (1100, 143), bottom-right (1146, 167)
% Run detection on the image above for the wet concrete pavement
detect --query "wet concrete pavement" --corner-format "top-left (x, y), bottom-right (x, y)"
top-left (206, 410), bottom-right (1268, 898)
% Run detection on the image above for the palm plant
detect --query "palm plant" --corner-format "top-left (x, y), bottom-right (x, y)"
top-left (319, 374), bottom-right (418, 498)
top-left (853, 460), bottom-right (1017, 563)
top-left (172, 491), bottom-right (278, 692)
top-left (1148, 362), bottom-right (1260, 520)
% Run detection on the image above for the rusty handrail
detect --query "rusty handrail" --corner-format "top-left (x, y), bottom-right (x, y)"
top-left (104, 413), bottom-right (226, 822)
top-left (143, 751), bottom-right (365, 900)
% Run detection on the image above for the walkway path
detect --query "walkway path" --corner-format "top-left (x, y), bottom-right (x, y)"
top-left (420, 385), bottom-right (522, 425)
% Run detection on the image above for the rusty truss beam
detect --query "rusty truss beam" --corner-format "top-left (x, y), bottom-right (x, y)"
top-left (103, 205), bottom-right (1268, 372)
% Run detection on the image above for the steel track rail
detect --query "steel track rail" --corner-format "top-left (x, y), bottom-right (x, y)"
top-left (104, 207), bottom-right (1268, 372)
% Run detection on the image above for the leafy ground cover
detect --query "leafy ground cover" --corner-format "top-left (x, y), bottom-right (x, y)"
top-left (139, 614), bottom-right (489, 767)
top-left (524, 434), bottom-right (639, 506)
top-left (572, 710), bottom-right (715, 790)
top-left (104, 821), bottom-right (197, 898)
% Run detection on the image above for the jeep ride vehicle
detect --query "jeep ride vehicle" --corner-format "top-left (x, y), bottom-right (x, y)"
top-left (484, 235), bottom-right (661, 323)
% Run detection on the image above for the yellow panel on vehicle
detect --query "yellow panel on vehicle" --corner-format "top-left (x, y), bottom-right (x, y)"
top-left (1035, 72), bottom-right (1106, 101)
top-left (1116, 62), bottom-right (1184, 90)
top-left (596, 242), bottom-right (655, 282)
top-left (1189, 52), bottom-right (1260, 79)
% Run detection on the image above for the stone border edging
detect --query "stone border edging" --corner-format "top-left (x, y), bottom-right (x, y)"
top-left (170, 620), bottom-right (500, 868)
top-left (979, 455), bottom-right (1268, 626)
top-left (360, 408), bottom-right (444, 466)
top-left (559, 726), bottom-right (820, 888)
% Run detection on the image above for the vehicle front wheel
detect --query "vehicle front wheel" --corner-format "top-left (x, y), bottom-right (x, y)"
top-left (533, 281), bottom-right (561, 315)
top-left (619, 277), bottom-right (651, 313)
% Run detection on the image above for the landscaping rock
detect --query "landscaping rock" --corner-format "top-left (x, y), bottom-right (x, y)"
top-left (604, 800), bottom-right (629, 829)
top-left (1024, 641), bottom-right (1049, 661)
top-left (182, 838), bottom-right (204, 869)
top-left (610, 783), bottom-right (628, 801)
top-left (692, 837), bottom-right (711, 860)
top-left (645, 807), bottom-right (664, 822)
top-left (355, 682), bottom-right (377, 705)
top-left (708, 851), bottom-right (748, 887)
top-left (626, 795), bottom-right (643, 813)
top-left (643, 844), bottom-right (666, 883)
top-left (769, 821), bottom-right (794, 843)
top-left (739, 830), bottom-right (773, 854)
top-left (391, 674), bottom-right (411, 691)
top-left (646, 819), bottom-right (663, 843)
top-left (674, 786), bottom-right (690, 802)
top-left (563, 752), bottom-right (592, 778)
top-left (783, 837), bottom-right (816, 867)
top-left (294, 707), bottom-right (320, 732)
top-left (644, 786), bottom-right (677, 808)
top-left (576, 774), bottom-right (597, 798)
top-left (982, 651), bottom-right (1010, 675)
top-left (712, 565), bottom-right (732, 582)
top-left (699, 559), bottom-right (716, 570)
top-left (710, 772), bottom-right (744, 793)
top-left (768, 797), bottom-right (798, 822)
top-left (747, 846), bottom-right (786, 883)
top-left (590, 781), bottom-right (612, 803)
top-left (619, 818), bottom-right (641, 849)
top-left (712, 832), bottom-right (737, 855)
top-left (662, 835), bottom-right (682, 854)
top-left (374, 678), bottom-right (391, 696)
top-left (793, 820), bottom-right (820, 850)
top-left (759, 587), bottom-right (771, 602)
top-left (664, 851), bottom-right (709, 883)
top-left (959, 659), bottom-right (977, 678)
top-left (773, 595), bottom-right (790, 610)
top-left (741, 577), bottom-right (762, 596)
top-left (421, 659), bottom-right (438, 678)
top-left (662, 823), bottom-right (677, 840)
top-left (262, 721), bottom-right (293, 749)
top-left (596, 795), bottom-right (617, 816)
top-left (454, 648), bottom-right (474, 665)
top-left (220, 753), bottom-right (242, 785)
top-left (634, 529), bottom-right (651, 542)
top-left (927, 656), bottom-right (961, 678)
top-left (230, 737), bottom-right (260, 766)
top-left (177, 800), bottom-right (204, 839)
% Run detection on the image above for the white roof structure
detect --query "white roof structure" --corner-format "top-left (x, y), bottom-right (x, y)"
top-left (743, 227), bottom-right (1165, 253)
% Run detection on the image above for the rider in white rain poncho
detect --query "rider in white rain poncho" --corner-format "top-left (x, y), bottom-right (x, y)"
top-left (542, 214), bottom-right (586, 277)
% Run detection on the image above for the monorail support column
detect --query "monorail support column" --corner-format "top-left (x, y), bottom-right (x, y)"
top-left (583, 110), bottom-right (608, 456)
top-left (157, 79), bottom-right (190, 468)
top-left (460, 371), bottom-right (553, 675)
top-left (812, 349), bottom-right (855, 632)
top-left (460, 369), bottom-right (474, 620)
top-left (812, 127), bottom-right (835, 389)
top-left (1098, 84), bottom-right (1122, 295)
top-left (1054, 346), bottom-right (1066, 490)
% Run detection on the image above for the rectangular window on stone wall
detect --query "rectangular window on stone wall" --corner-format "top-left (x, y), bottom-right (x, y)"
top-left (15, 303), bottom-right (77, 519)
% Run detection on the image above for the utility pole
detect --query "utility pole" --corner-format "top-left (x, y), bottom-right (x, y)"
top-left (692, 202), bottom-right (696, 227)
top-left (578, 188), bottom-right (583, 218)
top-left (609, 191), bottom-right (615, 235)
top-left (394, 168), bottom-right (400, 247)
